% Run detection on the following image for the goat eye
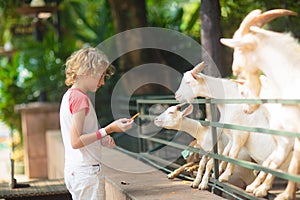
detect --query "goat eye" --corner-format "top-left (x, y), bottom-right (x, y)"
top-left (168, 111), bottom-right (174, 114)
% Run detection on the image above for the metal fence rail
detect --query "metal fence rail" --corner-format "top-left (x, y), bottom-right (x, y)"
top-left (134, 97), bottom-right (300, 199)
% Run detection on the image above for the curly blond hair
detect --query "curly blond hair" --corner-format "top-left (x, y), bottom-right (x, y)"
top-left (65, 47), bottom-right (115, 86)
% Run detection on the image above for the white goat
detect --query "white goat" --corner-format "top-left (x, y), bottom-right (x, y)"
top-left (154, 103), bottom-right (255, 190)
top-left (220, 9), bottom-right (300, 200)
top-left (235, 75), bottom-right (297, 196)
top-left (175, 63), bottom-right (293, 196)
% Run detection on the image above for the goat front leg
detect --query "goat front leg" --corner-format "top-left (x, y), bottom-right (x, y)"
top-left (198, 158), bottom-right (214, 190)
top-left (253, 141), bottom-right (293, 197)
top-left (246, 154), bottom-right (272, 193)
top-left (218, 140), bottom-right (232, 175)
top-left (219, 133), bottom-right (248, 182)
top-left (274, 138), bottom-right (300, 200)
top-left (185, 164), bottom-right (199, 178)
top-left (253, 169), bottom-right (276, 197)
top-left (168, 162), bottom-right (194, 179)
top-left (190, 155), bottom-right (208, 188)
top-left (246, 150), bottom-right (285, 194)
top-left (246, 160), bottom-right (270, 193)
top-left (246, 133), bottom-right (283, 193)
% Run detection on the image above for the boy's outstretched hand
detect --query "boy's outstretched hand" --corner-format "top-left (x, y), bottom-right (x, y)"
top-left (106, 118), bottom-right (133, 133)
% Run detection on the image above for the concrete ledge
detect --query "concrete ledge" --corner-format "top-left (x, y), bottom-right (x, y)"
top-left (46, 130), bottom-right (225, 199)
top-left (46, 130), bottom-right (64, 179)
top-left (101, 147), bottom-right (225, 200)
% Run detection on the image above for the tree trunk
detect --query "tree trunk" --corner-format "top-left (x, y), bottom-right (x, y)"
top-left (107, 0), bottom-right (147, 72)
top-left (200, 0), bottom-right (229, 77)
top-left (108, 0), bottom-right (148, 32)
top-left (108, 0), bottom-right (168, 95)
top-left (200, 0), bottom-right (225, 121)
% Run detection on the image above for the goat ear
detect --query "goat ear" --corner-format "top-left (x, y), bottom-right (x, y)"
top-left (175, 103), bottom-right (186, 110)
top-left (220, 37), bottom-right (255, 49)
top-left (191, 62), bottom-right (207, 74)
top-left (182, 104), bottom-right (193, 117)
top-left (191, 62), bottom-right (207, 81)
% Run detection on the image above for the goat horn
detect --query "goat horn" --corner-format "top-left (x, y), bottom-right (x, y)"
top-left (191, 62), bottom-right (207, 74)
top-left (252, 9), bottom-right (297, 28)
top-left (236, 9), bottom-right (297, 37)
top-left (234, 9), bottom-right (262, 37)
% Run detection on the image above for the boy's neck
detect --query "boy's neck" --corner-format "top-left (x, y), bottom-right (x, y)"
top-left (72, 82), bottom-right (87, 94)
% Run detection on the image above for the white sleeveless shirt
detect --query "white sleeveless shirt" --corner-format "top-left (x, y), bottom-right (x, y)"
top-left (60, 88), bottom-right (102, 167)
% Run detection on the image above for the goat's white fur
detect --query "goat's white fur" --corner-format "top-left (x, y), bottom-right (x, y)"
top-left (221, 9), bottom-right (300, 200)
top-left (175, 68), bottom-right (293, 196)
top-left (154, 104), bottom-right (255, 190)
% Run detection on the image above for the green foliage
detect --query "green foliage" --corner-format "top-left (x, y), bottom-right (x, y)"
top-left (0, 0), bottom-right (116, 131)
top-left (0, 29), bottom-right (68, 131)
top-left (181, 3), bottom-right (200, 36)
top-left (0, 53), bottom-right (24, 131)
top-left (60, 0), bottom-right (114, 45)
top-left (147, 0), bottom-right (183, 30)
top-left (147, 0), bottom-right (201, 39)
top-left (1, 0), bottom-right (300, 131)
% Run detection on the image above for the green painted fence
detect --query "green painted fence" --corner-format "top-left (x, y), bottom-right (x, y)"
top-left (132, 97), bottom-right (300, 200)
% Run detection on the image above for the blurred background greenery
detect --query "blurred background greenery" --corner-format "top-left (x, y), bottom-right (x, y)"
top-left (0, 0), bottom-right (299, 156)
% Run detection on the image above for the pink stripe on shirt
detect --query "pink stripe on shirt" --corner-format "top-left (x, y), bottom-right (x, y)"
top-left (69, 88), bottom-right (90, 115)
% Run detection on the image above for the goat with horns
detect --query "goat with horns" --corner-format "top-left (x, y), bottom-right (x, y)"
top-left (221, 9), bottom-right (300, 200)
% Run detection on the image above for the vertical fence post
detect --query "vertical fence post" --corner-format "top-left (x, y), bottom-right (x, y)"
top-left (210, 101), bottom-right (220, 194)
top-left (136, 101), bottom-right (143, 155)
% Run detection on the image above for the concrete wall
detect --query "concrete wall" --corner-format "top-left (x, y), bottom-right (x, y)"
top-left (46, 130), bottom-right (64, 179)
top-left (45, 130), bottom-right (225, 200)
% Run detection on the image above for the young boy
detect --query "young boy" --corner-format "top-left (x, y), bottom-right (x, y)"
top-left (60, 47), bottom-right (133, 199)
